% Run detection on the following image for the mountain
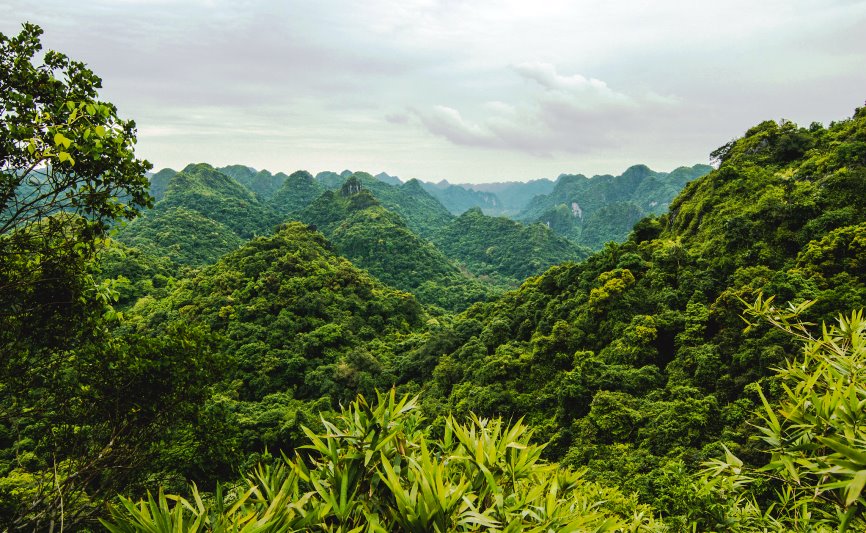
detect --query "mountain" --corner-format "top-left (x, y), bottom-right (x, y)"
top-left (124, 221), bottom-right (426, 473)
top-left (394, 108), bottom-right (866, 515)
top-left (116, 163), bottom-right (279, 265)
top-left (330, 173), bottom-right (454, 238)
top-left (218, 165), bottom-right (289, 199)
top-left (374, 171), bottom-right (402, 186)
top-left (315, 170), bottom-right (353, 189)
top-left (148, 167), bottom-right (177, 202)
top-left (116, 206), bottom-right (245, 267)
top-left (518, 164), bottom-right (712, 247)
top-left (295, 177), bottom-right (494, 311)
top-left (431, 207), bottom-right (591, 286)
top-left (269, 170), bottom-right (324, 216)
top-left (420, 180), bottom-right (501, 215)
top-left (466, 178), bottom-right (556, 215)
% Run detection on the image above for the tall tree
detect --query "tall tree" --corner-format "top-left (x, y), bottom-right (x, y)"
top-left (0, 24), bottom-right (213, 530)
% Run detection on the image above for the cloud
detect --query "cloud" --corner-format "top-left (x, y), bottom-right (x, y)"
top-left (4, 0), bottom-right (864, 182)
top-left (385, 112), bottom-right (410, 125)
top-left (413, 62), bottom-right (678, 155)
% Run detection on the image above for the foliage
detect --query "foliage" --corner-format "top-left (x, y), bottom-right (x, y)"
top-left (0, 25), bottom-right (229, 530)
top-left (518, 164), bottom-right (711, 248)
top-left (1, 23), bottom-right (152, 241)
top-left (103, 391), bottom-right (662, 532)
top-left (295, 183), bottom-right (495, 311)
top-left (432, 207), bottom-right (591, 288)
top-left (95, 238), bottom-right (179, 308)
top-left (1, 21), bottom-right (152, 351)
top-left (692, 297), bottom-right (866, 532)
top-left (116, 163), bottom-right (280, 265)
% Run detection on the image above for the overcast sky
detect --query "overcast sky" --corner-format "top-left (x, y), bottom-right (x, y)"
top-left (2, 1), bottom-right (865, 183)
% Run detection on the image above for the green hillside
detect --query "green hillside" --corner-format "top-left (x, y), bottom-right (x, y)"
top-left (295, 177), bottom-right (494, 311)
top-left (432, 207), bottom-right (591, 286)
top-left (467, 178), bottom-right (556, 216)
top-left (122, 222), bottom-right (426, 475)
top-left (116, 164), bottom-right (280, 265)
top-left (421, 180), bottom-right (501, 215)
top-left (217, 164), bottom-right (289, 199)
top-left (115, 206), bottom-right (245, 266)
top-left (342, 173), bottom-right (454, 237)
top-left (147, 167), bottom-right (176, 202)
top-left (392, 108), bottom-right (866, 528)
top-left (519, 164), bottom-right (712, 247)
top-left (269, 169), bottom-right (324, 216)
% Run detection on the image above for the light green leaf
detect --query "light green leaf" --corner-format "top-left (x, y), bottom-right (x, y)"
top-left (846, 470), bottom-right (866, 507)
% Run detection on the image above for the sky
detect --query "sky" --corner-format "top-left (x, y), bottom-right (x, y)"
top-left (2, 1), bottom-right (865, 183)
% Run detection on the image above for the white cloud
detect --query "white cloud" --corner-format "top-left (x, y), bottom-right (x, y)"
top-left (2, 0), bottom-right (864, 182)
top-left (413, 63), bottom-right (679, 155)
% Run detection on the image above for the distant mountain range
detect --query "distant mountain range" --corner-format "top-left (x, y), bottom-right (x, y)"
top-left (128, 161), bottom-right (707, 309)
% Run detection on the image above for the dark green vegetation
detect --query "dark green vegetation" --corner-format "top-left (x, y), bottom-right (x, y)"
top-left (518, 164), bottom-right (712, 248)
top-left (217, 164), bottom-right (289, 200)
top-left (116, 163), bottom-right (279, 265)
top-left (432, 207), bottom-right (591, 287)
top-left (295, 177), bottom-right (493, 311)
top-left (5, 22), bottom-right (866, 533)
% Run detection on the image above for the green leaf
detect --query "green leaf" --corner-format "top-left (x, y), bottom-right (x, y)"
top-left (54, 132), bottom-right (72, 148)
top-left (846, 470), bottom-right (866, 507)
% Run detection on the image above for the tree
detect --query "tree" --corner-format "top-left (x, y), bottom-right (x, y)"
top-left (1, 22), bottom-right (151, 346)
top-left (1, 23), bottom-right (151, 233)
top-left (0, 23), bottom-right (184, 530)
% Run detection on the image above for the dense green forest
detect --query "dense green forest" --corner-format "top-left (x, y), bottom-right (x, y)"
top-left (516, 164), bottom-right (712, 248)
top-left (3, 23), bottom-right (866, 532)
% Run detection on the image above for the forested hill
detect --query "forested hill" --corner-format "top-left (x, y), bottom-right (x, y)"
top-left (294, 177), bottom-right (494, 311)
top-left (116, 163), bottom-right (280, 265)
top-left (432, 207), bottom-right (592, 287)
top-left (121, 222), bottom-right (426, 478)
top-left (147, 167), bottom-right (176, 202)
top-left (343, 173), bottom-right (455, 238)
top-left (459, 178), bottom-right (557, 216)
top-left (420, 180), bottom-right (501, 215)
top-left (517, 164), bottom-right (712, 247)
top-left (269, 169), bottom-right (324, 216)
top-left (392, 108), bottom-right (866, 525)
top-left (217, 164), bottom-right (290, 200)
